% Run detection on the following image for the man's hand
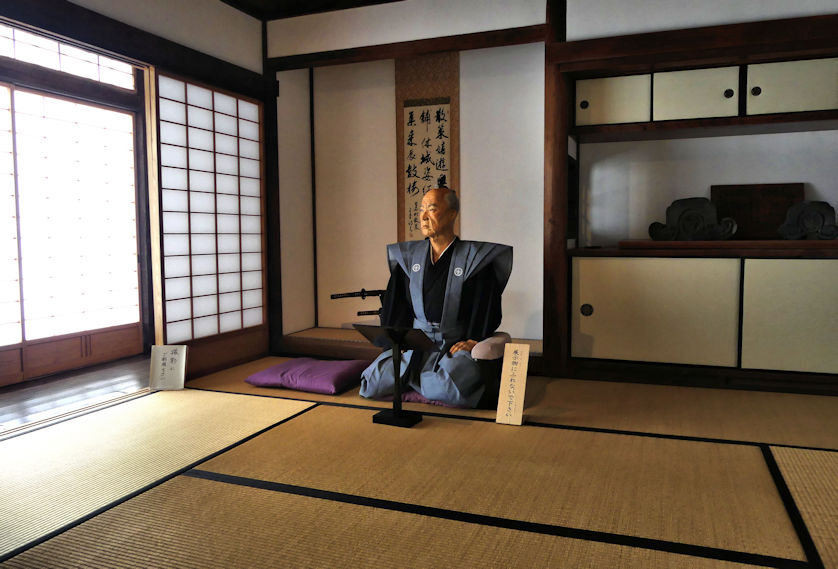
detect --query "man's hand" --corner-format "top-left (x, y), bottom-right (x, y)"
top-left (449, 339), bottom-right (477, 355)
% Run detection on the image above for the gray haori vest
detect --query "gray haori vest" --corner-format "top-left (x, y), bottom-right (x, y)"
top-left (386, 239), bottom-right (513, 341)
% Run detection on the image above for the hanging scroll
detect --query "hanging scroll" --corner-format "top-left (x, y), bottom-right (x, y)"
top-left (395, 52), bottom-right (459, 242)
top-left (403, 99), bottom-right (450, 240)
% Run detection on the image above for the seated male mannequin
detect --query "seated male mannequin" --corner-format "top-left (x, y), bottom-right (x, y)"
top-left (360, 187), bottom-right (512, 408)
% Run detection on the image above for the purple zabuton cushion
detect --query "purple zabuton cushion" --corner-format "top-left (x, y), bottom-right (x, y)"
top-left (245, 358), bottom-right (369, 395)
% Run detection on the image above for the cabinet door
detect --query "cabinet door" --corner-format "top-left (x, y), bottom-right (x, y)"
top-left (575, 75), bottom-right (651, 126)
top-left (742, 259), bottom-right (838, 374)
top-left (747, 57), bottom-right (838, 115)
top-left (653, 66), bottom-right (739, 121)
top-left (571, 257), bottom-right (740, 366)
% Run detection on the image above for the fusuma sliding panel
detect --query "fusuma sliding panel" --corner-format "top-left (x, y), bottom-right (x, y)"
top-left (571, 257), bottom-right (740, 367)
top-left (742, 259), bottom-right (838, 374)
top-left (157, 75), bottom-right (264, 344)
top-left (653, 66), bottom-right (739, 121)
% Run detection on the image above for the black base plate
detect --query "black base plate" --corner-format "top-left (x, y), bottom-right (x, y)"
top-left (372, 409), bottom-right (423, 428)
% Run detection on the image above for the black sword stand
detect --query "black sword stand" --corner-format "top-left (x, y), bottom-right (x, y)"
top-left (354, 324), bottom-right (438, 428)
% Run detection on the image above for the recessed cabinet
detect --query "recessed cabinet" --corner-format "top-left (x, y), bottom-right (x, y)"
top-left (747, 58), bottom-right (838, 115)
top-left (741, 259), bottom-right (838, 374)
top-left (653, 67), bottom-right (739, 121)
top-left (571, 257), bottom-right (740, 367)
top-left (575, 75), bottom-right (651, 126)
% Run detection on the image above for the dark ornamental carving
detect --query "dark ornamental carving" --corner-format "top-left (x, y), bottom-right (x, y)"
top-left (649, 197), bottom-right (737, 241)
top-left (778, 201), bottom-right (838, 240)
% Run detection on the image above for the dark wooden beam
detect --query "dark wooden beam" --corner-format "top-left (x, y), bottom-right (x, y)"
top-left (543, 62), bottom-right (569, 377)
top-left (0, 0), bottom-right (268, 99)
top-left (266, 24), bottom-right (548, 71)
top-left (548, 14), bottom-right (838, 75)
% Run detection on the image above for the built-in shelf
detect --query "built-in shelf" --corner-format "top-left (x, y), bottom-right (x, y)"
top-left (571, 241), bottom-right (838, 259)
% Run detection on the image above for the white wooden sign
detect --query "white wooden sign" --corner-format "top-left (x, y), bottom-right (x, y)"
top-left (149, 345), bottom-right (187, 390)
top-left (496, 343), bottom-right (529, 426)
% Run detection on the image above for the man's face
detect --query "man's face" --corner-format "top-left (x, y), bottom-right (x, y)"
top-left (420, 189), bottom-right (456, 238)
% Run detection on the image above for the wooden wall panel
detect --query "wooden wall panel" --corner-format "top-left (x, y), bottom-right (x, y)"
top-left (0, 348), bottom-right (23, 387)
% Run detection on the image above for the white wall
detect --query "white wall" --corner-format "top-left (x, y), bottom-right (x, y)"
top-left (461, 43), bottom-right (544, 340)
top-left (567, 0), bottom-right (838, 41)
top-left (68, 0), bottom-right (262, 73)
top-left (267, 0), bottom-right (545, 58)
top-left (313, 61), bottom-right (397, 328)
top-left (579, 130), bottom-right (838, 246)
top-left (278, 70), bottom-right (316, 334)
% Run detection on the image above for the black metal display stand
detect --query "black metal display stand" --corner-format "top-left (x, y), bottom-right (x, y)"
top-left (353, 324), bottom-right (438, 428)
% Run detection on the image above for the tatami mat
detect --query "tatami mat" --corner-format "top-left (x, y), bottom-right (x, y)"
top-left (0, 390), bottom-right (312, 559)
top-left (200, 405), bottom-right (805, 561)
top-left (1, 475), bottom-right (765, 569)
top-left (772, 446), bottom-right (838, 569)
top-left (188, 356), bottom-right (838, 449)
top-left (528, 379), bottom-right (838, 449)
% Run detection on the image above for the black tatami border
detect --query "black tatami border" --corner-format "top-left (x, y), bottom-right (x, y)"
top-left (184, 468), bottom-right (810, 569)
top-left (0, 403), bottom-right (318, 564)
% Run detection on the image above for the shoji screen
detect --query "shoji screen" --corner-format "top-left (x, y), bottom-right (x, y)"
top-left (157, 75), bottom-right (264, 344)
top-left (0, 85), bottom-right (20, 347)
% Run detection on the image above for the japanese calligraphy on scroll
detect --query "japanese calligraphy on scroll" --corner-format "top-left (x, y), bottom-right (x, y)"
top-left (149, 344), bottom-right (187, 390)
top-left (496, 343), bottom-right (530, 426)
top-left (403, 98), bottom-right (450, 241)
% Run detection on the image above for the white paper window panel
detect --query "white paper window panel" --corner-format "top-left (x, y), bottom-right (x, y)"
top-left (190, 234), bottom-right (216, 255)
top-left (217, 194), bottom-right (239, 214)
top-left (238, 100), bottom-right (259, 122)
top-left (241, 234), bottom-right (261, 253)
top-left (218, 253), bottom-right (240, 272)
top-left (239, 139), bottom-right (259, 160)
top-left (240, 177), bottom-right (260, 197)
top-left (242, 271), bottom-right (261, 290)
top-left (243, 307), bottom-right (262, 327)
top-left (166, 298), bottom-right (191, 322)
top-left (189, 170), bottom-right (215, 193)
top-left (158, 76), bottom-right (185, 102)
top-left (190, 212), bottom-right (216, 233)
top-left (189, 191), bottom-right (215, 213)
top-left (241, 215), bottom-right (260, 233)
top-left (216, 153), bottom-right (238, 176)
top-left (240, 196), bottom-right (260, 216)
top-left (189, 148), bottom-right (214, 172)
top-left (159, 122), bottom-right (186, 146)
top-left (192, 294), bottom-right (218, 317)
top-left (161, 167), bottom-right (188, 190)
top-left (219, 272), bottom-right (241, 292)
top-left (0, 279), bottom-right (20, 301)
top-left (215, 113), bottom-right (237, 136)
top-left (164, 256), bottom-right (191, 278)
top-left (214, 92), bottom-right (237, 116)
top-left (0, 299), bottom-right (21, 322)
top-left (188, 106), bottom-right (213, 130)
top-left (218, 233), bottom-right (240, 253)
top-left (240, 158), bottom-right (260, 179)
top-left (192, 274), bottom-right (217, 296)
top-left (162, 189), bottom-right (188, 212)
top-left (219, 291), bottom-right (241, 312)
top-left (242, 289), bottom-right (262, 309)
top-left (0, 322), bottom-right (21, 345)
top-left (219, 310), bottom-right (242, 333)
top-left (166, 320), bottom-right (191, 343)
top-left (163, 212), bottom-right (189, 233)
top-left (165, 276), bottom-right (190, 300)
top-left (215, 133), bottom-right (238, 155)
top-left (163, 234), bottom-right (189, 256)
top-left (193, 315), bottom-right (218, 338)
top-left (160, 144), bottom-right (187, 168)
top-left (217, 214), bottom-right (240, 233)
top-left (242, 252), bottom-right (261, 271)
top-left (238, 119), bottom-right (259, 141)
top-left (188, 127), bottom-right (214, 151)
top-left (216, 174), bottom-right (238, 194)
top-left (187, 84), bottom-right (213, 109)
top-left (158, 99), bottom-right (186, 124)
top-left (191, 254), bottom-right (217, 275)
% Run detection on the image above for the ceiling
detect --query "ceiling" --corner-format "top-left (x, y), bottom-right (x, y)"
top-left (221, 0), bottom-right (403, 21)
